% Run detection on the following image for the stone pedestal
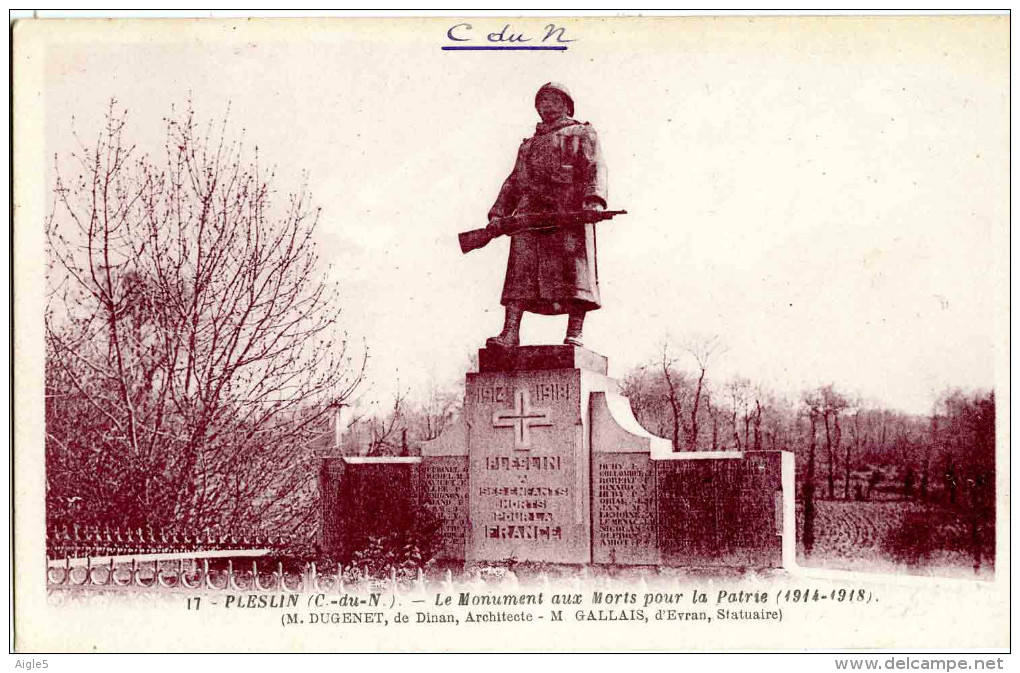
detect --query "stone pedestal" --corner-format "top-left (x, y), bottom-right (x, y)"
top-left (465, 345), bottom-right (614, 564)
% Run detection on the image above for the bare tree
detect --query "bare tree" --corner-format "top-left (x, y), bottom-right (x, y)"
top-left (845, 403), bottom-right (867, 500)
top-left (365, 388), bottom-right (409, 456)
top-left (45, 101), bottom-right (364, 538)
top-left (817, 385), bottom-right (848, 499)
top-left (646, 336), bottom-right (723, 451)
top-left (750, 400), bottom-right (760, 450)
top-left (415, 382), bottom-right (461, 442)
top-left (941, 390), bottom-right (994, 571)
top-left (801, 394), bottom-right (822, 557)
top-left (759, 390), bottom-right (793, 452)
top-left (728, 377), bottom-right (750, 450)
top-left (925, 399), bottom-right (942, 504)
top-left (681, 335), bottom-right (721, 451)
top-left (341, 380), bottom-right (459, 457)
top-left (620, 366), bottom-right (672, 440)
top-left (658, 343), bottom-right (689, 450)
top-left (620, 337), bottom-right (721, 451)
top-left (750, 383), bottom-right (770, 451)
top-left (704, 391), bottom-right (720, 451)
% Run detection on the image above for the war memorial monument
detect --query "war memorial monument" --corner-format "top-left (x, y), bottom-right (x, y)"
top-left (320, 83), bottom-right (795, 570)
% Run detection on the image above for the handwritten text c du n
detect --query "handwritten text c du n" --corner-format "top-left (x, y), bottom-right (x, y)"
top-left (446, 23), bottom-right (576, 45)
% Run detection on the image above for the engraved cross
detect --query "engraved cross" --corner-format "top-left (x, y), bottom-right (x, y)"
top-left (492, 389), bottom-right (553, 451)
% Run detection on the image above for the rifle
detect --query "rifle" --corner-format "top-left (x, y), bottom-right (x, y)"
top-left (458, 209), bottom-right (628, 254)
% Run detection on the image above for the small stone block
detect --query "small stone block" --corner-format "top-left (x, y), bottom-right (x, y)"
top-left (478, 345), bottom-right (608, 375)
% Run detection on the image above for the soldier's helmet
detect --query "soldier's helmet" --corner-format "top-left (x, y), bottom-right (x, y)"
top-left (535, 82), bottom-right (574, 117)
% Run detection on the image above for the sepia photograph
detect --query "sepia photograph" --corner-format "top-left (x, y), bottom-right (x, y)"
top-left (11, 13), bottom-right (1010, 655)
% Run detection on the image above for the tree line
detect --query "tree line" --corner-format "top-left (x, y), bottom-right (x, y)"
top-left (616, 341), bottom-right (994, 568)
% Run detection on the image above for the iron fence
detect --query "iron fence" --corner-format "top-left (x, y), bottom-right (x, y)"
top-left (47, 524), bottom-right (291, 559)
top-left (46, 555), bottom-right (452, 595)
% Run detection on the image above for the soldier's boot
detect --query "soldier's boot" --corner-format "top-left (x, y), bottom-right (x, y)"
top-left (486, 305), bottom-right (522, 349)
top-left (563, 310), bottom-right (586, 347)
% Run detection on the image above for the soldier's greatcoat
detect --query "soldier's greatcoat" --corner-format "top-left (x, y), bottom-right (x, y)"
top-left (488, 117), bottom-right (608, 315)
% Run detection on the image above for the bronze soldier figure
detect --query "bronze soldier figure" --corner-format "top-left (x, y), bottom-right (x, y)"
top-left (485, 82), bottom-right (608, 349)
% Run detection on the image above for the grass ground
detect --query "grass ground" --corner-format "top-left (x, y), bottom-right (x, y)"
top-left (795, 499), bottom-right (991, 579)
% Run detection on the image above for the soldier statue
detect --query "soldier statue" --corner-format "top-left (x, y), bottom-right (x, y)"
top-left (484, 82), bottom-right (608, 349)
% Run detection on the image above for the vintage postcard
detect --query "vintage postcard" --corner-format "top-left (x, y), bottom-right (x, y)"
top-left (12, 15), bottom-right (1009, 654)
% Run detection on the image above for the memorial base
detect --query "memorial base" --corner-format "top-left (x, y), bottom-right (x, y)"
top-left (320, 346), bottom-right (795, 570)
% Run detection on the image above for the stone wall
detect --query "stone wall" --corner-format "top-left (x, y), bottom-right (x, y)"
top-left (319, 457), bottom-right (420, 560)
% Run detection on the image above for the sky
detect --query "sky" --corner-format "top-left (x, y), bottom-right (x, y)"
top-left (32, 16), bottom-right (1009, 415)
